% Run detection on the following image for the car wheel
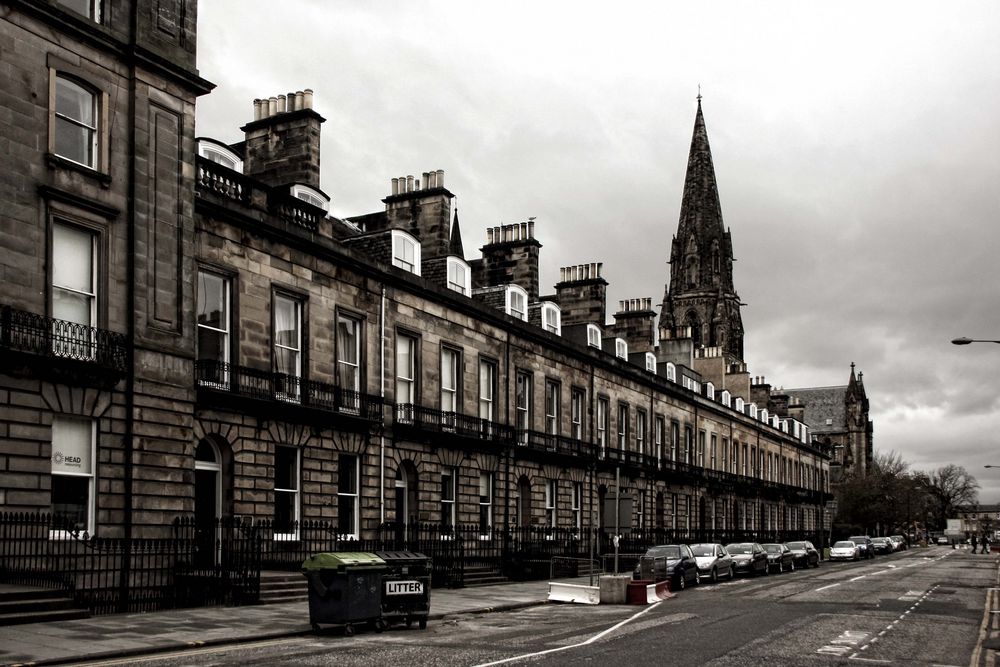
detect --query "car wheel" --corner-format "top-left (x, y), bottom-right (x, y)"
top-left (710, 567), bottom-right (718, 584)
top-left (789, 561), bottom-right (795, 572)
top-left (694, 570), bottom-right (701, 586)
top-left (729, 565), bottom-right (736, 579)
top-left (676, 573), bottom-right (686, 590)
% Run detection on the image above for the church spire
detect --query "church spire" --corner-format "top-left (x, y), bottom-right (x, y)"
top-left (658, 95), bottom-right (744, 363)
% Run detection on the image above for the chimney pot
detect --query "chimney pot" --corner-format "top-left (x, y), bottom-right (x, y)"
top-left (436, 169), bottom-right (444, 188)
top-left (303, 89), bottom-right (314, 108)
top-left (253, 99), bottom-right (262, 120)
top-left (422, 172), bottom-right (430, 189)
top-left (406, 175), bottom-right (414, 192)
top-left (392, 178), bottom-right (399, 196)
top-left (268, 96), bottom-right (277, 117)
top-left (597, 262), bottom-right (603, 278)
top-left (277, 94), bottom-right (286, 114)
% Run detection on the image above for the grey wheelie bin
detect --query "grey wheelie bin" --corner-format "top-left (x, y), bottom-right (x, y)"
top-left (376, 550), bottom-right (431, 629)
top-left (301, 552), bottom-right (387, 635)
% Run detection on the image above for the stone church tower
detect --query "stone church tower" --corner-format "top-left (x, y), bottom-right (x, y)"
top-left (659, 97), bottom-right (748, 396)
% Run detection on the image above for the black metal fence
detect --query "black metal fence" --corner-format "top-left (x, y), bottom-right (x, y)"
top-left (0, 305), bottom-right (128, 373)
top-left (0, 513), bottom-right (259, 616)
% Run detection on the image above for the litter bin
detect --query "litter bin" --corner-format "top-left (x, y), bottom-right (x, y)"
top-left (302, 552), bottom-right (387, 635)
top-left (376, 550), bottom-right (431, 629)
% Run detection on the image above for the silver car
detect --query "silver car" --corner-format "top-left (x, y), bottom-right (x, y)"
top-left (689, 543), bottom-right (736, 583)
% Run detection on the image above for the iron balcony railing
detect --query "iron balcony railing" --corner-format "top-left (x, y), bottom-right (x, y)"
top-left (0, 305), bottom-right (128, 374)
top-left (393, 403), bottom-right (513, 444)
top-left (195, 360), bottom-right (383, 422)
top-left (518, 430), bottom-right (599, 460)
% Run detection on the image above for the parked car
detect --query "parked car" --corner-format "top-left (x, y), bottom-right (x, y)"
top-left (725, 542), bottom-right (769, 576)
top-left (890, 534), bottom-right (908, 550)
top-left (871, 537), bottom-right (894, 555)
top-left (785, 540), bottom-right (820, 568)
top-left (633, 544), bottom-right (700, 590)
top-left (762, 543), bottom-right (795, 573)
top-left (830, 540), bottom-right (860, 561)
top-left (849, 535), bottom-right (875, 559)
top-left (689, 543), bottom-right (736, 583)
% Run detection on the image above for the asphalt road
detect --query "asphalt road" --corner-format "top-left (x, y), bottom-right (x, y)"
top-left (74, 545), bottom-right (996, 667)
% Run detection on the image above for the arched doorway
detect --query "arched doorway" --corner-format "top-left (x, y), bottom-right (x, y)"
top-left (194, 438), bottom-right (222, 567)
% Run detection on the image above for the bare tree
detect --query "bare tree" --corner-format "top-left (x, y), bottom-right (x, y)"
top-left (926, 464), bottom-right (980, 528)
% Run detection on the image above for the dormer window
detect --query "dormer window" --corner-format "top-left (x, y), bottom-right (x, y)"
top-left (541, 302), bottom-right (561, 335)
top-left (505, 285), bottom-right (528, 321)
top-left (705, 382), bottom-right (715, 400)
top-left (749, 404), bottom-right (758, 419)
top-left (735, 397), bottom-right (745, 413)
top-left (197, 139), bottom-right (243, 172)
top-left (721, 390), bottom-right (731, 407)
top-left (290, 184), bottom-right (329, 212)
top-left (665, 363), bottom-right (676, 382)
top-left (645, 353), bottom-right (656, 373)
top-left (446, 257), bottom-right (471, 295)
top-left (391, 230), bottom-right (421, 275)
top-left (58, 0), bottom-right (102, 22)
top-left (615, 338), bottom-right (627, 359)
top-left (760, 409), bottom-right (769, 423)
top-left (586, 324), bottom-right (602, 348)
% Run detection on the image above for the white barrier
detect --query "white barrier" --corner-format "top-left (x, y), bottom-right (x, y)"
top-left (547, 581), bottom-right (601, 604)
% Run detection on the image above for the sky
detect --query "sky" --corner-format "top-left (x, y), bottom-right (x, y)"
top-left (194, 2), bottom-right (1000, 502)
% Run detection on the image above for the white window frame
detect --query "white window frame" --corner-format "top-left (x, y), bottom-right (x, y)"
top-left (441, 346), bottom-right (460, 416)
top-left (479, 358), bottom-right (496, 422)
top-left (617, 403), bottom-right (628, 450)
top-left (196, 270), bottom-right (231, 386)
top-left (572, 482), bottom-right (582, 530)
top-left (50, 417), bottom-right (96, 537)
top-left (51, 222), bottom-right (98, 361)
top-left (541, 302), bottom-right (561, 335)
top-left (273, 294), bottom-right (302, 401)
top-left (273, 445), bottom-right (300, 540)
top-left (636, 409), bottom-right (647, 456)
top-left (515, 371), bottom-right (531, 442)
top-left (441, 467), bottom-right (457, 527)
top-left (446, 256), bottom-right (471, 295)
top-left (336, 312), bottom-right (362, 394)
top-left (597, 397), bottom-right (609, 454)
top-left (338, 454), bottom-right (360, 539)
top-left (570, 389), bottom-right (584, 440)
top-left (749, 404), bottom-right (758, 419)
top-left (735, 397), bottom-right (745, 413)
top-left (391, 230), bottom-right (421, 275)
top-left (705, 382), bottom-right (715, 400)
top-left (545, 479), bottom-right (558, 528)
top-left (479, 471), bottom-right (494, 534)
top-left (395, 333), bottom-right (416, 406)
top-left (665, 362), bottom-right (677, 382)
top-left (545, 380), bottom-right (559, 435)
top-left (505, 285), bottom-right (528, 322)
top-left (586, 324), bottom-right (602, 348)
top-left (721, 390), bottom-right (731, 407)
top-left (53, 74), bottom-right (100, 169)
top-left (645, 352), bottom-right (656, 373)
top-left (615, 338), bottom-right (628, 359)
top-left (654, 416), bottom-right (665, 462)
top-left (290, 184), bottom-right (330, 212)
top-left (197, 139), bottom-right (243, 172)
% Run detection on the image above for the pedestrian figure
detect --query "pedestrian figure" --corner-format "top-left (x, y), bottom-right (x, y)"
top-left (972, 534), bottom-right (978, 552)
top-left (982, 535), bottom-right (991, 554)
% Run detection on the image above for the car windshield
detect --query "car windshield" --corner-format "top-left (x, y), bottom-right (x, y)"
top-left (645, 546), bottom-right (681, 559)
top-left (849, 536), bottom-right (867, 541)
top-left (763, 544), bottom-right (782, 553)
top-left (726, 543), bottom-right (754, 554)
top-left (834, 541), bottom-right (856, 548)
top-left (689, 544), bottom-right (716, 557)
top-left (786, 542), bottom-right (806, 549)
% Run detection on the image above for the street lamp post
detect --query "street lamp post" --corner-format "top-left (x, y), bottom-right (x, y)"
top-left (952, 337), bottom-right (1000, 345)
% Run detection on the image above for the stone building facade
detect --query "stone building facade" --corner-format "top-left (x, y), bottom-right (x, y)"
top-left (1, 1), bottom-right (833, 550)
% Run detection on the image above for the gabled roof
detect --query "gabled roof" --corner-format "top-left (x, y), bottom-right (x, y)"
top-left (784, 386), bottom-right (848, 434)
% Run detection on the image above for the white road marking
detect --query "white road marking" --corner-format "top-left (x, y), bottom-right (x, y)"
top-left (472, 601), bottom-right (663, 666)
top-left (816, 583), bottom-right (841, 592)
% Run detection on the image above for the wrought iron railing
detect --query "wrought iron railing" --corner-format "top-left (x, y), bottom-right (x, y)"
top-left (0, 306), bottom-right (127, 373)
top-left (195, 360), bottom-right (383, 422)
top-left (393, 404), bottom-right (513, 444)
top-left (518, 430), bottom-right (599, 459)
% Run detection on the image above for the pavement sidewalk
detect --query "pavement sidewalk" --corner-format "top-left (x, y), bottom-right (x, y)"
top-left (0, 577), bottom-right (586, 666)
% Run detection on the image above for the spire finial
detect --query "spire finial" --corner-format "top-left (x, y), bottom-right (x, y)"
top-left (697, 84), bottom-right (702, 103)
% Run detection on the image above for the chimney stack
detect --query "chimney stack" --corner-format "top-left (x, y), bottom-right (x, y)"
top-left (554, 262), bottom-right (608, 326)
top-left (478, 221), bottom-right (543, 301)
top-left (242, 89), bottom-right (325, 189)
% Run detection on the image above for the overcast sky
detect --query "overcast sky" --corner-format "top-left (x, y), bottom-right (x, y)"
top-left (195, 1), bottom-right (1000, 502)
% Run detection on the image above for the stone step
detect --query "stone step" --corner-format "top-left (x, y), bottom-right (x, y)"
top-left (0, 607), bottom-right (90, 626)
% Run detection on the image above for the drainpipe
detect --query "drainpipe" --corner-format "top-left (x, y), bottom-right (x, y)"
top-left (379, 285), bottom-right (386, 525)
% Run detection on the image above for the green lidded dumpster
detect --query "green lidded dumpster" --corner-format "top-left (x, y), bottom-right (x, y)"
top-left (302, 552), bottom-right (387, 634)
top-left (376, 550), bottom-right (432, 629)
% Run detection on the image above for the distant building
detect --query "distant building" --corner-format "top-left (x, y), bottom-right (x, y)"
top-left (955, 505), bottom-right (1000, 539)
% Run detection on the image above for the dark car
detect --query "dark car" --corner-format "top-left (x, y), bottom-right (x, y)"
top-left (689, 543), bottom-right (736, 583)
top-left (871, 537), bottom-right (894, 555)
top-left (849, 535), bottom-right (875, 559)
top-left (785, 540), bottom-right (820, 568)
top-left (633, 544), bottom-right (700, 590)
top-left (762, 543), bottom-right (795, 573)
top-left (725, 542), bottom-right (769, 576)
